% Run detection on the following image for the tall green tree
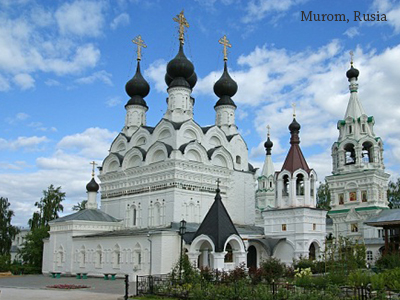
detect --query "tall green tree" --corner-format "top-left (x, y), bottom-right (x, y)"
top-left (317, 180), bottom-right (331, 210)
top-left (0, 197), bottom-right (19, 256)
top-left (28, 184), bottom-right (65, 230)
top-left (387, 178), bottom-right (400, 209)
top-left (20, 185), bottom-right (65, 272)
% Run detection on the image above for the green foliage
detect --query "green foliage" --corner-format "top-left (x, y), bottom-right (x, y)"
top-left (370, 273), bottom-right (386, 291)
top-left (0, 254), bottom-right (11, 272)
top-left (348, 269), bottom-right (371, 287)
top-left (294, 267), bottom-right (312, 287)
top-left (72, 200), bottom-right (87, 211)
top-left (387, 178), bottom-right (400, 208)
top-left (293, 257), bottom-right (325, 274)
top-left (28, 185), bottom-right (65, 230)
top-left (260, 257), bottom-right (286, 283)
top-left (376, 253), bottom-right (400, 270)
top-left (323, 236), bottom-right (366, 274)
top-left (18, 226), bottom-right (49, 272)
top-left (317, 180), bottom-right (331, 210)
top-left (0, 197), bottom-right (19, 256)
top-left (381, 268), bottom-right (400, 290)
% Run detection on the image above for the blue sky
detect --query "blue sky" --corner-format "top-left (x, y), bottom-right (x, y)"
top-left (2, 0), bottom-right (400, 226)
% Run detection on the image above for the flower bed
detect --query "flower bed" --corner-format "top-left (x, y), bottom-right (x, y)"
top-left (46, 284), bottom-right (90, 289)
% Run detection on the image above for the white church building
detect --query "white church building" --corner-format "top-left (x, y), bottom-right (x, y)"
top-left (42, 12), bottom-right (388, 279)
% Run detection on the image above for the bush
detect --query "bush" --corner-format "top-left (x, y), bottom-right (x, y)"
top-left (348, 269), bottom-right (371, 287)
top-left (0, 255), bottom-right (10, 272)
top-left (260, 257), bottom-right (285, 283)
top-left (376, 253), bottom-right (400, 270)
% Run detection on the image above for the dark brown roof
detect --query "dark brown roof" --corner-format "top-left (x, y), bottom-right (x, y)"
top-left (281, 143), bottom-right (310, 173)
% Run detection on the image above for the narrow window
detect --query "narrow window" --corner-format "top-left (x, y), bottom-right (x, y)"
top-left (313, 223), bottom-right (316, 231)
top-left (351, 223), bottom-right (358, 233)
top-left (236, 156), bottom-right (241, 164)
top-left (282, 224), bottom-right (287, 231)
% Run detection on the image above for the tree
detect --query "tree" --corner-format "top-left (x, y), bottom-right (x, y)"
top-left (0, 197), bottom-right (19, 256)
top-left (72, 200), bottom-right (87, 211)
top-left (317, 180), bottom-right (331, 210)
top-left (28, 184), bottom-right (65, 230)
top-left (387, 178), bottom-right (400, 209)
top-left (20, 185), bottom-right (65, 272)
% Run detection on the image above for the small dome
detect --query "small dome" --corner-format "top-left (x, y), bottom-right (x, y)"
top-left (86, 178), bottom-right (99, 192)
top-left (346, 65), bottom-right (359, 80)
top-left (165, 44), bottom-right (197, 89)
top-left (289, 118), bottom-right (301, 132)
top-left (264, 136), bottom-right (273, 150)
top-left (214, 62), bottom-right (238, 98)
top-left (264, 136), bottom-right (273, 155)
top-left (125, 62), bottom-right (150, 99)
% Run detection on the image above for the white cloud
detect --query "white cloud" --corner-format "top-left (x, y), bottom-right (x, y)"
top-left (371, 0), bottom-right (400, 33)
top-left (106, 96), bottom-right (122, 107)
top-left (28, 122), bottom-right (58, 132)
top-left (13, 73), bottom-right (35, 89)
top-left (6, 112), bottom-right (30, 124)
top-left (45, 79), bottom-right (60, 86)
top-left (110, 13), bottom-right (130, 30)
top-left (55, 0), bottom-right (105, 37)
top-left (57, 127), bottom-right (117, 158)
top-left (242, 0), bottom-right (307, 23)
top-left (344, 27), bottom-right (360, 38)
top-left (75, 70), bottom-right (113, 86)
top-left (0, 74), bottom-right (10, 91)
top-left (0, 136), bottom-right (48, 151)
top-left (145, 59), bottom-right (167, 93)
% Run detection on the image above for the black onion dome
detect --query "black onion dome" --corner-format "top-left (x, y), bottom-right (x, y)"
top-left (86, 178), bottom-right (99, 192)
top-left (125, 62), bottom-right (149, 109)
top-left (125, 62), bottom-right (150, 98)
top-left (165, 44), bottom-right (197, 89)
top-left (289, 118), bottom-right (301, 132)
top-left (264, 136), bottom-right (273, 151)
top-left (214, 61), bottom-right (238, 98)
top-left (346, 65), bottom-right (359, 80)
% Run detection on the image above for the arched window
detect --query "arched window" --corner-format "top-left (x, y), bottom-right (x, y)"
top-left (56, 246), bottom-right (64, 267)
top-left (154, 202), bottom-right (161, 226)
top-left (283, 175), bottom-right (289, 196)
top-left (296, 174), bottom-right (304, 196)
top-left (95, 245), bottom-right (103, 268)
top-left (113, 245), bottom-right (121, 269)
top-left (131, 207), bottom-right (137, 226)
top-left (362, 142), bottom-right (373, 163)
top-left (224, 243), bottom-right (233, 263)
top-left (310, 175), bottom-right (315, 196)
top-left (309, 243), bottom-right (316, 260)
top-left (79, 246), bottom-right (86, 268)
top-left (344, 144), bottom-right (356, 165)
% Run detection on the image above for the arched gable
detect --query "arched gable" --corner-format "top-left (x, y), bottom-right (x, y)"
top-left (153, 119), bottom-right (176, 141)
top-left (209, 147), bottom-right (234, 169)
top-left (109, 133), bottom-right (129, 153)
top-left (190, 234), bottom-right (216, 253)
top-left (224, 234), bottom-right (245, 253)
top-left (180, 120), bottom-right (203, 141)
top-left (102, 153), bottom-right (123, 173)
top-left (123, 147), bottom-right (146, 169)
top-left (293, 169), bottom-right (310, 180)
top-left (146, 141), bottom-right (172, 164)
top-left (276, 169), bottom-right (292, 180)
top-left (205, 127), bottom-right (228, 148)
top-left (181, 141), bottom-right (208, 163)
top-left (130, 128), bottom-right (151, 148)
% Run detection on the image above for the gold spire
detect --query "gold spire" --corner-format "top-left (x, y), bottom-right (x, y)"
top-left (90, 161), bottom-right (97, 177)
top-left (266, 125), bottom-right (270, 138)
top-left (349, 50), bottom-right (354, 66)
top-left (219, 35), bottom-right (232, 61)
top-left (292, 103), bottom-right (296, 118)
top-left (173, 10), bottom-right (189, 45)
top-left (132, 35), bottom-right (147, 61)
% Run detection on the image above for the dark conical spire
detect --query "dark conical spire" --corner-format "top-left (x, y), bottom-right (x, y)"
top-left (346, 51), bottom-right (359, 81)
top-left (289, 118), bottom-right (301, 144)
top-left (192, 182), bottom-right (240, 252)
top-left (165, 43), bottom-right (197, 89)
top-left (125, 61), bottom-right (149, 108)
top-left (86, 177), bottom-right (99, 192)
top-left (214, 61), bottom-right (237, 108)
top-left (264, 125), bottom-right (273, 155)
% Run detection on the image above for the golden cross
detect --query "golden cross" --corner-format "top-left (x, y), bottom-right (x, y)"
top-left (266, 125), bottom-right (270, 138)
top-left (173, 10), bottom-right (189, 45)
top-left (132, 35), bottom-right (147, 61)
top-left (216, 178), bottom-right (221, 189)
top-left (292, 103), bottom-right (296, 117)
top-left (349, 50), bottom-right (354, 66)
top-left (90, 161), bottom-right (97, 177)
top-left (219, 35), bottom-right (232, 61)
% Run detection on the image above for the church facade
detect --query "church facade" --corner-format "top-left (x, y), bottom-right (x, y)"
top-left (42, 12), bottom-right (388, 279)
